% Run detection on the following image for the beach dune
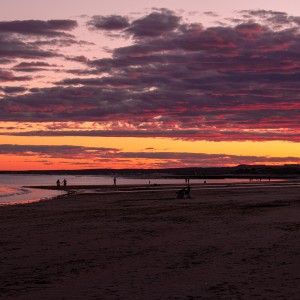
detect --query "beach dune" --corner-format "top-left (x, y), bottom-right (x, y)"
top-left (1, 183), bottom-right (300, 299)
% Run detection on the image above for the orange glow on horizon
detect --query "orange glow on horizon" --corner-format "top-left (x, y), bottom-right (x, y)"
top-left (0, 150), bottom-right (299, 171)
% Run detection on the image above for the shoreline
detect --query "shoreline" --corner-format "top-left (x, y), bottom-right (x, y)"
top-left (24, 179), bottom-right (300, 191)
top-left (1, 179), bottom-right (297, 206)
top-left (23, 179), bottom-right (300, 200)
top-left (1, 184), bottom-right (300, 299)
top-left (20, 179), bottom-right (297, 200)
top-left (1, 175), bottom-right (297, 206)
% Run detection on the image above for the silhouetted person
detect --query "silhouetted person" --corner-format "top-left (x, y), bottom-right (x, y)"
top-left (63, 179), bottom-right (67, 186)
top-left (113, 177), bottom-right (117, 186)
top-left (56, 179), bottom-right (60, 187)
top-left (186, 185), bottom-right (191, 198)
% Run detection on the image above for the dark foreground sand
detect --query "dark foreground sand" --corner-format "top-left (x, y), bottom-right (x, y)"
top-left (1, 183), bottom-right (300, 299)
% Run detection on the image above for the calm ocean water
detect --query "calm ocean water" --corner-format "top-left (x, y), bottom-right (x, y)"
top-left (0, 174), bottom-right (253, 205)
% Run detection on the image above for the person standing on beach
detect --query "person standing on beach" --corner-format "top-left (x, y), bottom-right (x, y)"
top-left (186, 185), bottom-right (191, 198)
top-left (63, 179), bottom-right (67, 186)
top-left (113, 177), bottom-right (117, 186)
top-left (56, 179), bottom-right (60, 187)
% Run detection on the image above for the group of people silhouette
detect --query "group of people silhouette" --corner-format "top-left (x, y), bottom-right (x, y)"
top-left (56, 179), bottom-right (67, 187)
top-left (176, 184), bottom-right (191, 199)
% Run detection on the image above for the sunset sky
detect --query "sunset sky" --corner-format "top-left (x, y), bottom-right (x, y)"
top-left (1, 0), bottom-right (300, 170)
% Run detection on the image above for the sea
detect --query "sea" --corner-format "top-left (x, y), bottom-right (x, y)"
top-left (0, 174), bottom-right (264, 205)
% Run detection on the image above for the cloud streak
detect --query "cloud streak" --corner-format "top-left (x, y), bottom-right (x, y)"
top-left (0, 144), bottom-right (119, 159)
top-left (1, 129), bottom-right (299, 142)
top-left (1, 144), bottom-right (299, 168)
top-left (0, 20), bottom-right (77, 36)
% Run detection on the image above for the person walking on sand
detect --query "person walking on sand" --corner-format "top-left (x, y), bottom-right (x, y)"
top-left (63, 179), bottom-right (67, 186)
top-left (56, 179), bottom-right (60, 187)
top-left (113, 177), bottom-right (117, 186)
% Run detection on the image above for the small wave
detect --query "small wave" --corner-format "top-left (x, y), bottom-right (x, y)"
top-left (0, 186), bottom-right (66, 205)
top-left (0, 187), bottom-right (31, 198)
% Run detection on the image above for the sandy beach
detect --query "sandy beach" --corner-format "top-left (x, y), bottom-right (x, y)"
top-left (1, 182), bottom-right (300, 299)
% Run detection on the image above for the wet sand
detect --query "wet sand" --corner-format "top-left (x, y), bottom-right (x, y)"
top-left (1, 183), bottom-right (300, 299)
